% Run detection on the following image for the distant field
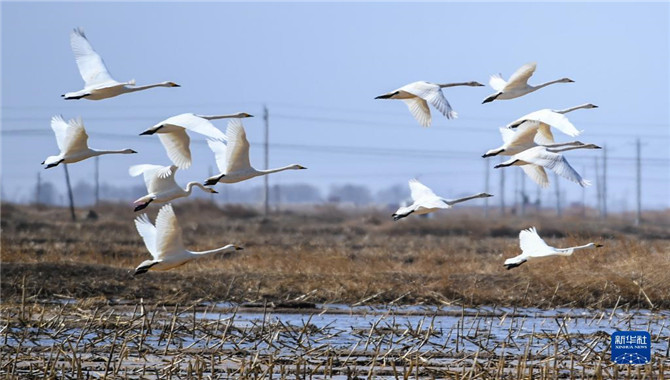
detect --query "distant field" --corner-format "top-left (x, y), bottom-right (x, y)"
top-left (2, 201), bottom-right (669, 309)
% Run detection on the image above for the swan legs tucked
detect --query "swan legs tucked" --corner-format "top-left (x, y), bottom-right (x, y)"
top-left (134, 199), bottom-right (153, 212)
top-left (504, 260), bottom-right (527, 270)
top-left (392, 210), bottom-right (413, 221)
top-left (133, 262), bottom-right (159, 276)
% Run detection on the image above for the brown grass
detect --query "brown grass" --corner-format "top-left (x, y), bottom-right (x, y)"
top-left (2, 201), bottom-right (670, 309)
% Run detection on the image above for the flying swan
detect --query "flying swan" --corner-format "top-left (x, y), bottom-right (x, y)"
top-left (375, 81), bottom-right (484, 127)
top-left (392, 179), bottom-right (493, 220)
top-left (42, 115), bottom-right (136, 169)
top-left (204, 119), bottom-right (306, 185)
top-left (62, 28), bottom-right (180, 100)
top-left (504, 227), bottom-right (602, 269)
top-left (133, 203), bottom-right (243, 275)
top-left (494, 144), bottom-right (601, 188)
top-left (140, 112), bottom-right (253, 169)
top-left (506, 103), bottom-right (598, 133)
top-left (482, 62), bottom-right (573, 104)
top-left (482, 121), bottom-right (589, 158)
top-left (129, 164), bottom-right (218, 212)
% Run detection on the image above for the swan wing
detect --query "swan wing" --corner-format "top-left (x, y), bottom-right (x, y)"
top-left (50, 115), bottom-right (70, 152)
top-left (62, 117), bottom-right (90, 154)
top-left (158, 130), bottom-right (191, 169)
top-left (134, 213), bottom-right (159, 260)
top-left (408, 178), bottom-right (438, 201)
top-left (129, 164), bottom-right (178, 193)
top-left (489, 74), bottom-right (507, 92)
top-left (224, 119), bottom-right (252, 173)
top-left (154, 204), bottom-right (185, 259)
top-left (519, 227), bottom-right (553, 256)
top-left (519, 149), bottom-right (589, 187)
top-left (401, 98), bottom-right (431, 127)
top-left (520, 164), bottom-right (549, 188)
top-left (522, 109), bottom-right (581, 137)
top-left (164, 113), bottom-right (227, 140)
top-left (70, 27), bottom-right (117, 87)
top-left (507, 121), bottom-right (541, 148)
top-left (417, 198), bottom-right (450, 210)
top-left (404, 84), bottom-right (456, 120)
top-left (504, 62), bottom-right (537, 90)
top-left (534, 124), bottom-right (556, 145)
top-left (207, 138), bottom-right (229, 174)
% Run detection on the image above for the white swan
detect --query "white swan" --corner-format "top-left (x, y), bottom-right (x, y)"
top-left (504, 227), bottom-right (603, 269)
top-left (62, 28), bottom-right (180, 100)
top-left (482, 62), bottom-right (573, 103)
top-left (42, 115), bottom-right (136, 168)
top-left (392, 179), bottom-right (492, 220)
top-left (506, 103), bottom-right (598, 136)
top-left (494, 144), bottom-right (601, 188)
top-left (482, 121), bottom-right (587, 158)
top-left (129, 164), bottom-right (218, 212)
top-left (375, 81), bottom-right (484, 127)
top-left (134, 203), bottom-right (243, 275)
top-left (203, 119), bottom-right (306, 185)
top-left (140, 112), bottom-right (253, 169)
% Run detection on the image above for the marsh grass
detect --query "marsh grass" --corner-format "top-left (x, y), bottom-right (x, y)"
top-left (2, 201), bottom-right (669, 308)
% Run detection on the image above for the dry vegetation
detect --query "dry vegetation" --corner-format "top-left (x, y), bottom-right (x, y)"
top-left (2, 201), bottom-right (669, 309)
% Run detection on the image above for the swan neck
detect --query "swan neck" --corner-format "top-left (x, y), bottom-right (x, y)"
top-left (184, 182), bottom-right (208, 194)
top-left (446, 193), bottom-right (487, 206)
top-left (534, 79), bottom-right (566, 90)
top-left (91, 149), bottom-right (133, 155)
top-left (258, 165), bottom-right (295, 175)
top-left (556, 104), bottom-right (589, 114)
top-left (438, 82), bottom-right (472, 88)
top-left (126, 82), bottom-right (169, 92)
top-left (192, 246), bottom-right (233, 256)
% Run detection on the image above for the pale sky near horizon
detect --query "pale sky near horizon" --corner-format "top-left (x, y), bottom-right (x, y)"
top-left (1, 2), bottom-right (669, 210)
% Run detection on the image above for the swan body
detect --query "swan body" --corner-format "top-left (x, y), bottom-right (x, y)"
top-left (494, 144), bottom-right (601, 188)
top-left (140, 112), bottom-right (253, 169)
top-left (129, 164), bottom-right (218, 211)
top-left (203, 119), bottom-right (306, 185)
top-left (375, 81), bottom-right (484, 127)
top-left (504, 227), bottom-right (603, 269)
top-left (392, 179), bottom-right (492, 220)
top-left (482, 121), bottom-right (587, 158)
top-left (42, 115), bottom-right (137, 168)
top-left (62, 28), bottom-right (179, 100)
top-left (133, 204), bottom-right (243, 275)
top-left (506, 103), bottom-right (598, 135)
top-left (482, 62), bottom-right (574, 103)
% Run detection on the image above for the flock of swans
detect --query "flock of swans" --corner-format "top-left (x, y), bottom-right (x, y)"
top-left (44, 28), bottom-right (601, 274)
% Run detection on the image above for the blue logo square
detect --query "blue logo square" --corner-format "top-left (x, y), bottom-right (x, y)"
top-left (611, 331), bottom-right (651, 365)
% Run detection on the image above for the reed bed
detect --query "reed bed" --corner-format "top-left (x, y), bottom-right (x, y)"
top-left (1, 300), bottom-right (668, 379)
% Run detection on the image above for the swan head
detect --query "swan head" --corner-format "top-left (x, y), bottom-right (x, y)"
top-left (123, 149), bottom-right (138, 154)
top-left (583, 144), bottom-right (602, 150)
top-left (558, 78), bottom-right (575, 83)
top-left (234, 112), bottom-right (254, 118)
top-left (375, 91), bottom-right (400, 99)
top-left (222, 244), bottom-right (244, 253)
top-left (205, 187), bottom-right (218, 194)
top-left (466, 81), bottom-right (485, 87)
top-left (163, 81), bottom-right (180, 87)
top-left (582, 103), bottom-right (598, 109)
top-left (292, 164), bottom-right (307, 170)
top-left (479, 193), bottom-right (494, 198)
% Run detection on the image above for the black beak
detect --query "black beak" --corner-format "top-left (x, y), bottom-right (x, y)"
top-left (493, 164), bottom-right (503, 169)
top-left (595, 244), bottom-right (604, 248)
top-left (235, 246), bottom-right (244, 251)
top-left (130, 150), bottom-right (138, 153)
top-left (139, 130), bottom-right (153, 136)
top-left (211, 189), bottom-right (219, 194)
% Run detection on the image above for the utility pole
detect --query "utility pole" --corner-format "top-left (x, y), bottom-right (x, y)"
top-left (63, 164), bottom-right (76, 221)
top-left (520, 171), bottom-right (526, 216)
top-left (602, 144), bottom-right (608, 218)
top-left (554, 173), bottom-right (561, 217)
top-left (513, 169), bottom-right (519, 214)
top-left (94, 156), bottom-right (100, 206)
top-left (499, 157), bottom-right (505, 216)
top-left (263, 105), bottom-right (269, 216)
top-left (484, 159), bottom-right (490, 218)
top-left (581, 165), bottom-right (586, 217)
top-left (36, 172), bottom-right (41, 206)
top-left (208, 165), bottom-right (215, 204)
top-left (595, 157), bottom-right (602, 217)
top-left (635, 138), bottom-right (642, 226)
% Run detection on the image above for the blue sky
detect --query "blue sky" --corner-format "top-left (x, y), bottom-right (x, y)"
top-left (2, 2), bottom-right (668, 210)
